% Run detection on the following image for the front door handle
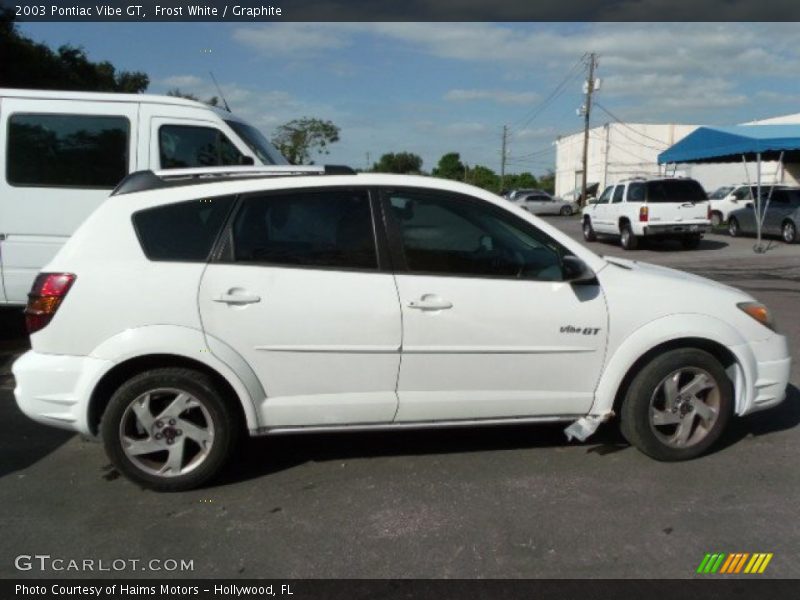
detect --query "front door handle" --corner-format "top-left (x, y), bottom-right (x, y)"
top-left (213, 292), bottom-right (261, 305)
top-left (408, 295), bottom-right (453, 311)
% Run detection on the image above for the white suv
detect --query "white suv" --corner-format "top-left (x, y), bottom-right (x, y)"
top-left (582, 177), bottom-right (711, 250)
top-left (14, 167), bottom-right (790, 491)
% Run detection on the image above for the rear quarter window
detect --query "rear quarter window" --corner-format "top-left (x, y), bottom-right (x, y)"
top-left (132, 196), bottom-right (235, 261)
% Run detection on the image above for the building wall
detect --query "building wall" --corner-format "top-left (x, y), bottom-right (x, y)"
top-left (555, 118), bottom-right (797, 197)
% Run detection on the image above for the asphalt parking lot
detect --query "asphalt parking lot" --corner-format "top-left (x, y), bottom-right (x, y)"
top-left (1, 220), bottom-right (798, 579)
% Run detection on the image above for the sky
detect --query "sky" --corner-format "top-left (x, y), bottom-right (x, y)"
top-left (17, 22), bottom-right (800, 176)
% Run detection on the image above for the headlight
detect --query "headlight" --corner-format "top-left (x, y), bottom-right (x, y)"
top-left (737, 302), bottom-right (776, 331)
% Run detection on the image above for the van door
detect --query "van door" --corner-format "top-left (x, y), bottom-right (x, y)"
top-left (0, 97), bottom-right (137, 304)
top-left (139, 104), bottom-right (256, 170)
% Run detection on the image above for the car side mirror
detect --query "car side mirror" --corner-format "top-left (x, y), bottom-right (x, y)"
top-left (239, 155), bottom-right (255, 166)
top-left (562, 255), bottom-right (597, 285)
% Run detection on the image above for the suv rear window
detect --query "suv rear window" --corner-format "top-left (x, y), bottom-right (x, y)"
top-left (133, 196), bottom-right (235, 261)
top-left (645, 180), bottom-right (706, 203)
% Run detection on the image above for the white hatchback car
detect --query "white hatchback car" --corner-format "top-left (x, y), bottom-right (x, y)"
top-left (14, 167), bottom-right (791, 491)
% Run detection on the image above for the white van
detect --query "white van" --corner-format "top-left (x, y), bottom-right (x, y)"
top-left (0, 88), bottom-right (287, 305)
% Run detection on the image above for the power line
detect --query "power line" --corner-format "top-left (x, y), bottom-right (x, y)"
top-left (594, 102), bottom-right (672, 147)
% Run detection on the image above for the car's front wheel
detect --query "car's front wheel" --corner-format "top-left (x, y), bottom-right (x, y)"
top-left (101, 368), bottom-right (238, 491)
top-left (560, 205), bottom-right (573, 216)
top-left (582, 218), bottom-right (597, 242)
top-left (782, 220), bottom-right (797, 244)
top-left (619, 349), bottom-right (732, 461)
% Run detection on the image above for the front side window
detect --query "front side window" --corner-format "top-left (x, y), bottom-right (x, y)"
top-left (232, 189), bottom-right (377, 270)
top-left (133, 196), bottom-right (235, 261)
top-left (733, 186), bottom-right (755, 201)
top-left (159, 125), bottom-right (244, 169)
top-left (7, 113), bottom-right (129, 187)
top-left (386, 189), bottom-right (565, 281)
top-left (596, 186), bottom-right (613, 204)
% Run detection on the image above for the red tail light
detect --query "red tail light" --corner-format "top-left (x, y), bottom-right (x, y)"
top-left (639, 206), bottom-right (649, 222)
top-left (24, 273), bottom-right (76, 334)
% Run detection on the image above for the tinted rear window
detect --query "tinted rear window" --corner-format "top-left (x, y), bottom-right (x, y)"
top-left (133, 196), bottom-right (235, 261)
top-left (645, 180), bottom-right (707, 203)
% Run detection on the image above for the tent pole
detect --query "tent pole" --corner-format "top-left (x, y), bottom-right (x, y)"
top-left (756, 152), bottom-right (763, 253)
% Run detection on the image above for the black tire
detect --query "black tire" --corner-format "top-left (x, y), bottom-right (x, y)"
top-left (582, 218), bottom-right (597, 242)
top-left (620, 223), bottom-right (638, 250)
top-left (728, 217), bottom-right (740, 237)
top-left (101, 368), bottom-right (238, 492)
top-left (680, 234), bottom-right (702, 250)
top-left (619, 349), bottom-right (733, 461)
top-left (710, 211), bottom-right (723, 227)
top-left (560, 205), bottom-right (573, 216)
top-left (782, 220), bottom-right (797, 244)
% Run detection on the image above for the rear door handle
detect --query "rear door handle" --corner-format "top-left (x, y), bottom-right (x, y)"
top-left (408, 296), bottom-right (453, 311)
top-left (213, 292), bottom-right (261, 305)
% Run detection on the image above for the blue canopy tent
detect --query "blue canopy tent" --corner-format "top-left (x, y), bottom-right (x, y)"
top-left (658, 124), bottom-right (800, 251)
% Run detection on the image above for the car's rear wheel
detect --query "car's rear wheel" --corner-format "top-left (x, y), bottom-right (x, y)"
top-left (728, 217), bottom-right (740, 237)
top-left (782, 220), bottom-right (797, 244)
top-left (582, 218), bottom-right (597, 242)
top-left (710, 211), bottom-right (723, 227)
top-left (620, 349), bottom-right (732, 461)
top-left (620, 224), bottom-right (638, 250)
top-left (560, 205), bottom-right (573, 216)
top-left (101, 368), bottom-right (237, 491)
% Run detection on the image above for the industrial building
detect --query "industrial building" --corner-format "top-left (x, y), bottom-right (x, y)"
top-left (553, 114), bottom-right (800, 197)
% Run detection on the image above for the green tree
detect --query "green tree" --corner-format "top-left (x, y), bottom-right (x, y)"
top-left (504, 172), bottom-right (539, 191)
top-left (166, 88), bottom-right (220, 107)
top-left (432, 152), bottom-right (465, 181)
top-left (271, 117), bottom-right (340, 165)
top-left (372, 152), bottom-right (423, 174)
top-left (0, 8), bottom-right (149, 92)
top-left (538, 169), bottom-right (556, 194)
top-left (467, 165), bottom-right (500, 192)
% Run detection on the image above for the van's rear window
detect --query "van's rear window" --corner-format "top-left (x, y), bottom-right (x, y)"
top-left (7, 114), bottom-right (129, 188)
top-left (646, 180), bottom-right (707, 203)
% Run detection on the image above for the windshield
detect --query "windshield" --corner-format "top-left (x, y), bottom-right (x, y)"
top-left (646, 180), bottom-right (707, 203)
top-left (708, 186), bottom-right (734, 199)
top-left (224, 119), bottom-right (288, 165)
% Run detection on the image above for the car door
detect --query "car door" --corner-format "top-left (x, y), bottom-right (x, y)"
top-left (588, 186), bottom-right (614, 232)
top-left (382, 187), bottom-right (608, 422)
top-left (521, 193), bottom-right (549, 214)
top-left (198, 187), bottom-right (402, 427)
top-left (762, 190), bottom-right (793, 235)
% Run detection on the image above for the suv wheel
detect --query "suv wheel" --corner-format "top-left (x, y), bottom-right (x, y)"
top-left (620, 349), bottom-right (732, 461)
top-left (101, 368), bottom-right (237, 491)
top-left (582, 218), bottom-right (597, 242)
top-left (728, 217), bottom-right (740, 237)
top-left (782, 220), bottom-right (797, 244)
top-left (710, 211), bottom-right (723, 227)
top-left (680, 235), bottom-right (702, 250)
top-left (620, 224), bottom-right (638, 250)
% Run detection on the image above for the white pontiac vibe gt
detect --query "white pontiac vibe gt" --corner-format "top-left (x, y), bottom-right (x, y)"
top-left (13, 167), bottom-right (791, 491)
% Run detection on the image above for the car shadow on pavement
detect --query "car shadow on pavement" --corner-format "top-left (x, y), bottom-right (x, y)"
top-left (593, 237), bottom-right (729, 252)
top-left (215, 384), bottom-right (800, 487)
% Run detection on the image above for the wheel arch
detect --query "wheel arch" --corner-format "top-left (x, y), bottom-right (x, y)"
top-left (592, 314), bottom-right (756, 420)
top-left (88, 353), bottom-right (250, 436)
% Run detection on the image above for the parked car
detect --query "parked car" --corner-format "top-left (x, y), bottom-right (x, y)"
top-left (582, 177), bottom-right (711, 250)
top-left (14, 167), bottom-right (789, 491)
top-left (514, 191), bottom-right (578, 216)
top-left (504, 188), bottom-right (547, 202)
top-left (0, 88), bottom-right (288, 306)
top-left (708, 184), bottom-right (788, 227)
top-left (561, 182), bottom-right (599, 206)
top-left (727, 187), bottom-right (800, 243)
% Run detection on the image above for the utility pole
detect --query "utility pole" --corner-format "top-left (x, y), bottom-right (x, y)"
top-left (579, 52), bottom-right (598, 207)
top-left (500, 125), bottom-right (508, 192)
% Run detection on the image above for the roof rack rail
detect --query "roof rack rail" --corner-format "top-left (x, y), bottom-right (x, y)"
top-left (111, 164), bottom-right (357, 196)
